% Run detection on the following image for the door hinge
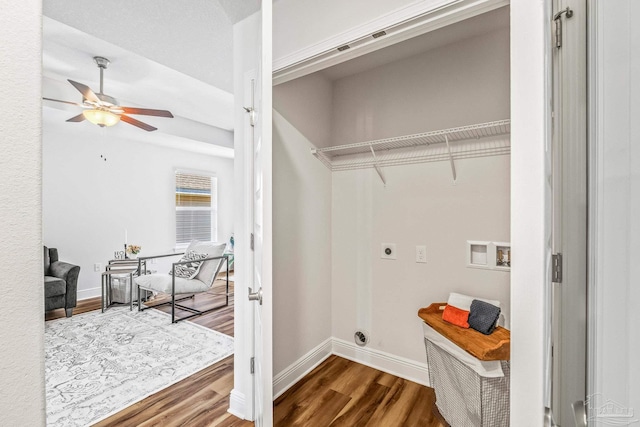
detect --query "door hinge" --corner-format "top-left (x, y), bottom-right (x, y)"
top-left (250, 233), bottom-right (254, 251)
top-left (553, 7), bottom-right (573, 48)
top-left (250, 357), bottom-right (255, 374)
top-left (552, 253), bottom-right (563, 283)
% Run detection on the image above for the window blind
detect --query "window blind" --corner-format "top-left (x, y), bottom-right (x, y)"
top-left (175, 172), bottom-right (217, 245)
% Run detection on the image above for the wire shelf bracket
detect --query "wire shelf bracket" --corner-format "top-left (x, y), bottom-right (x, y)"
top-left (310, 119), bottom-right (510, 184)
top-left (444, 134), bottom-right (457, 184)
top-left (369, 144), bottom-right (386, 185)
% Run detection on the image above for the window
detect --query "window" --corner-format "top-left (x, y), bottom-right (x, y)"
top-left (175, 171), bottom-right (217, 246)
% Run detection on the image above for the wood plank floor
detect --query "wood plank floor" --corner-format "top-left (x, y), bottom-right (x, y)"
top-left (274, 355), bottom-right (449, 427)
top-left (46, 278), bottom-right (252, 427)
top-left (47, 278), bottom-right (448, 426)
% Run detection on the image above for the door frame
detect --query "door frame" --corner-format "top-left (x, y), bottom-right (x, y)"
top-left (550, 1), bottom-right (588, 424)
top-left (229, 69), bottom-right (259, 421)
top-left (230, 2), bottom-right (274, 423)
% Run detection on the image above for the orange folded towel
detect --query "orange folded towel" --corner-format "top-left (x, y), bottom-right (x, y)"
top-left (442, 304), bottom-right (470, 328)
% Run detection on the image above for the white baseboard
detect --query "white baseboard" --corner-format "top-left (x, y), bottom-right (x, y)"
top-left (331, 338), bottom-right (430, 387)
top-left (77, 287), bottom-right (101, 301)
top-left (228, 389), bottom-right (247, 420)
top-left (272, 336), bottom-right (430, 401)
top-left (273, 338), bottom-right (333, 399)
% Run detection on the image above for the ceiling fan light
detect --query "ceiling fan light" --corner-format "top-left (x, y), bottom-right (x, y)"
top-left (82, 109), bottom-right (121, 127)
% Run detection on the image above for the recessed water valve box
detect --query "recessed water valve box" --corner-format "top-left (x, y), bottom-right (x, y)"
top-left (381, 243), bottom-right (397, 260)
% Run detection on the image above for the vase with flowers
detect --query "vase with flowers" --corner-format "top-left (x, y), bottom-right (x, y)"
top-left (126, 244), bottom-right (141, 259)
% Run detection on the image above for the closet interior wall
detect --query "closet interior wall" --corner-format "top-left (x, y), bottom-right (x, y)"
top-left (273, 17), bottom-right (511, 381)
top-left (273, 73), bottom-right (334, 376)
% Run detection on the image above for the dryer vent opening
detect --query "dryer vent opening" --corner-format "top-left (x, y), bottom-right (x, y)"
top-left (354, 330), bottom-right (369, 347)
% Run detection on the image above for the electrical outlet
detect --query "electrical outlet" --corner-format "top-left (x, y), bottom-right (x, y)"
top-left (416, 246), bottom-right (427, 263)
top-left (381, 243), bottom-right (397, 260)
top-left (94, 263), bottom-right (102, 272)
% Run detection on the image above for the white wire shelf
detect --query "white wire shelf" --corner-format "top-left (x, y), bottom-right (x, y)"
top-left (311, 120), bottom-right (511, 182)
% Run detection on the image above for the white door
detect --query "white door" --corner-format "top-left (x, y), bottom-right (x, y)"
top-left (248, 1), bottom-right (273, 426)
top-left (549, 0), bottom-right (588, 425)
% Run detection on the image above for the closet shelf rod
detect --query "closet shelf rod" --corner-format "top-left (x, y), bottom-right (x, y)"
top-left (310, 119), bottom-right (510, 173)
top-left (317, 120), bottom-right (510, 155)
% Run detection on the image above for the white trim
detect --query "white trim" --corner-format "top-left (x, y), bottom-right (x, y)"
top-left (273, 0), bottom-right (509, 85)
top-left (259, 1), bottom-right (275, 422)
top-left (272, 337), bottom-right (430, 400)
top-left (228, 389), bottom-right (247, 420)
top-left (510, 0), bottom-right (551, 423)
top-left (77, 287), bottom-right (101, 301)
top-left (586, 0), bottom-right (600, 405)
top-left (174, 168), bottom-right (218, 177)
top-left (273, 338), bottom-right (332, 399)
top-left (231, 66), bottom-right (259, 422)
top-left (331, 338), bottom-right (430, 387)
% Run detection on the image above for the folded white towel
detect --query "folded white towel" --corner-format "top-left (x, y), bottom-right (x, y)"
top-left (447, 292), bottom-right (501, 311)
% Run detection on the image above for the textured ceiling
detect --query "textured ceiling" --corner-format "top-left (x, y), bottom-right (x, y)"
top-left (41, 14), bottom-right (237, 152)
top-left (43, 0), bottom-right (260, 93)
top-left (218, 0), bottom-right (261, 25)
top-left (42, 0), bottom-right (260, 148)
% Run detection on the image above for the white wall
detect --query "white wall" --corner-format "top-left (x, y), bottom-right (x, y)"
top-left (0, 0), bottom-right (46, 424)
top-left (272, 74), bottom-right (333, 375)
top-left (42, 110), bottom-right (234, 300)
top-left (591, 0), bottom-right (640, 421)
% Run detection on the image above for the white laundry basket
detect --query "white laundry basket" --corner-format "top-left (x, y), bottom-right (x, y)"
top-left (424, 338), bottom-right (510, 426)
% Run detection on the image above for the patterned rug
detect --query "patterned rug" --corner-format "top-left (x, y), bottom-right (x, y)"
top-left (45, 307), bottom-right (234, 427)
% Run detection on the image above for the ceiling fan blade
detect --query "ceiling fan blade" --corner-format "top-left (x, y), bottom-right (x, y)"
top-left (67, 79), bottom-right (101, 104)
top-left (120, 107), bottom-right (174, 118)
top-left (43, 97), bottom-right (84, 107)
top-left (66, 113), bottom-right (86, 123)
top-left (120, 114), bottom-right (157, 132)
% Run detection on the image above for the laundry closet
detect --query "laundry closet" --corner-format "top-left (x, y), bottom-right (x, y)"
top-left (271, 4), bottom-right (511, 402)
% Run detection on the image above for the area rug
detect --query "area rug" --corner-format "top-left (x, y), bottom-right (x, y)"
top-left (45, 307), bottom-right (234, 427)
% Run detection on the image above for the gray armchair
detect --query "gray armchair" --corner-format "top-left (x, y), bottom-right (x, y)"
top-left (44, 246), bottom-right (80, 317)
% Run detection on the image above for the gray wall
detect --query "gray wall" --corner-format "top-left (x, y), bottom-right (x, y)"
top-left (331, 29), bottom-right (510, 144)
top-left (273, 74), bottom-right (334, 375)
top-left (330, 28), bottom-right (510, 365)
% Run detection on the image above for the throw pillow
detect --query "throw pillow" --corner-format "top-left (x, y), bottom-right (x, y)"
top-left (185, 241), bottom-right (227, 286)
top-left (170, 250), bottom-right (208, 279)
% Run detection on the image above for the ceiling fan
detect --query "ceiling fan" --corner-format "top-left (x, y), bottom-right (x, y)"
top-left (43, 56), bottom-right (174, 132)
